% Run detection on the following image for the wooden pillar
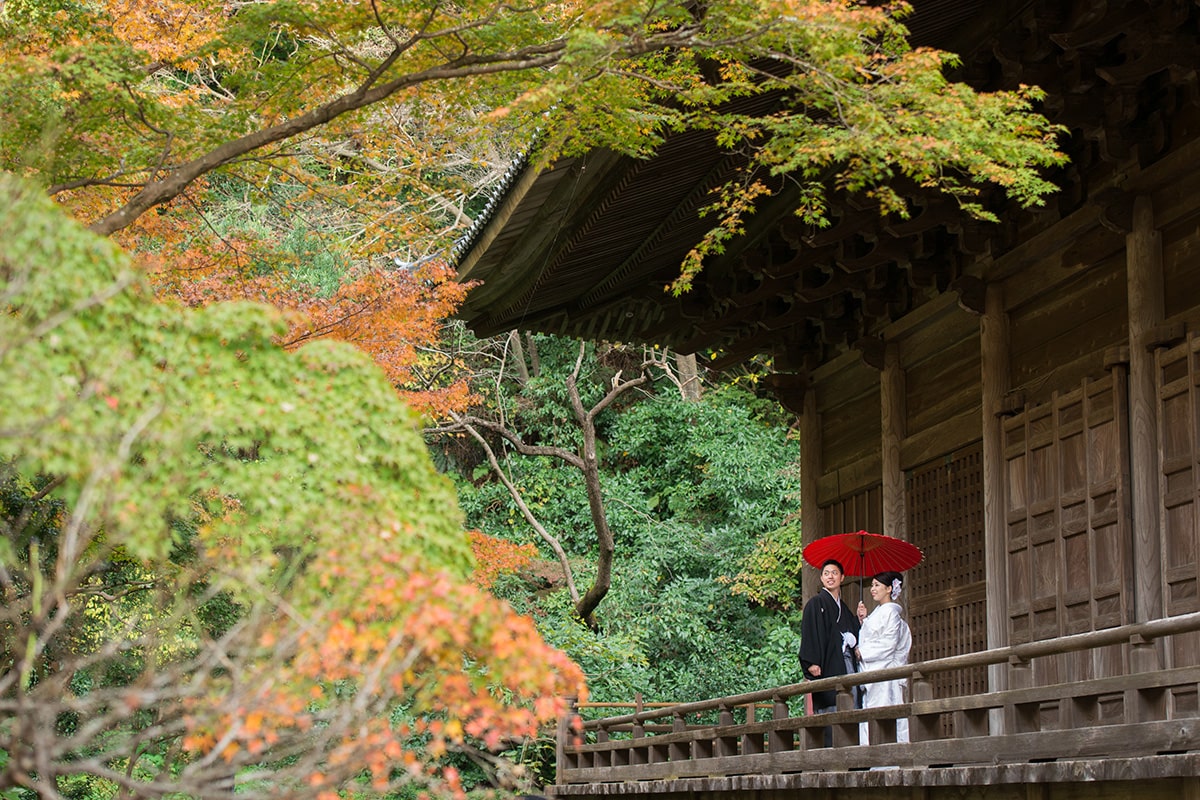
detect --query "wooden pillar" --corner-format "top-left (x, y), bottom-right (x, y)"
top-left (981, 283), bottom-right (1011, 726)
top-left (881, 342), bottom-right (907, 540)
top-left (801, 388), bottom-right (825, 603)
top-left (1127, 195), bottom-right (1165, 622)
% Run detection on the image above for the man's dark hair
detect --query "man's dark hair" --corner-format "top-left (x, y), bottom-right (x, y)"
top-left (821, 559), bottom-right (844, 574)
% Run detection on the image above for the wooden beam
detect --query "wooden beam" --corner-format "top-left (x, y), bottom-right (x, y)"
top-left (878, 290), bottom-right (960, 352)
top-left (980, 203), bottom-right (1106, 284)
top-left (817, 453), bottom-right (883, 506)
top-left (899, 410), bottom-right (980, 472)
top-left (1127, 195), bottom-right (1165, 622)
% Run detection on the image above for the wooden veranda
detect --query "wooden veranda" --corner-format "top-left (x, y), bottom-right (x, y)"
top-left (552, 614), bottom-right (1200, 799)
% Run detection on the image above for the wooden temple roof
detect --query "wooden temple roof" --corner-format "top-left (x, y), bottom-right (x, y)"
top-left (454, 0), bottom-right (1200, 380)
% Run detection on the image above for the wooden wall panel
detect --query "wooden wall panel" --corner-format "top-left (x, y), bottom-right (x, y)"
top-left (820, 486), bottom-right (883, 542)
top-left (1001, 371), bottom-right (1132, 685)
top-left (906, 332), bottom-right (981, 438)
top-left (1007, 258), bottom-right (1129, 406)
top-left (817, 387), bottom-right (880, 474)
top-left (1162, 211), bottom-right (1200, 325)
top-left (897, 294), bottom-right (976, 366)
top-left (1156, 334), bottom-right (1200, 668)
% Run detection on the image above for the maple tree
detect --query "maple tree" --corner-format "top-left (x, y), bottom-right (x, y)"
top-left (0, 177), bottom-right (585, 798)
top-left (1, 0), bottom-right (1064, 265)
top-left (468, 530), bottom-right (538, 591)
top-left (0, 0), bottom-right (1066, 423)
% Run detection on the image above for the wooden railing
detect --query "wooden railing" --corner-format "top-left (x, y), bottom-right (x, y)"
top-left (555, 612), bottom-right (1200, 785)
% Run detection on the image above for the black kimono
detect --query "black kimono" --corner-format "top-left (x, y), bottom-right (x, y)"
top-left (799, 588), bottom-right (860, 710)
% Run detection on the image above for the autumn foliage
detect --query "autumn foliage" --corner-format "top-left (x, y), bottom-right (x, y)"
top-left (3, 0), bottom-right (1064, 268)
top-left (2, 0), bottom-right (1066, 435)
top-left (469, 531), bottom-right (538, 591)
top-left (153, 241), bottom-right (478, 419)
top-left (0, 178), bottom-right (585, 799)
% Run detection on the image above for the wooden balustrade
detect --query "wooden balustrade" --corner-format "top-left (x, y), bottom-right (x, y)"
top-left (556, 612), bottom-right (1200, 785)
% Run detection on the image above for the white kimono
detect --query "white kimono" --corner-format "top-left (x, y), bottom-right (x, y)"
top-left (857, 601), bottom-right (912, 744)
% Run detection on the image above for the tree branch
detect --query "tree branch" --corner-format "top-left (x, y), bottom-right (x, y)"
top-left (432, 415), bottom-right (583, 468)
top-left (450, 413), bottom-right (580, 604)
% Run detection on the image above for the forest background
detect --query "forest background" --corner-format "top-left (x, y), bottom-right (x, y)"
top-left (1, 0), bottom-right (1064, 797)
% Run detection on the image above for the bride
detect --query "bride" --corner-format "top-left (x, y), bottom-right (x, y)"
top-left (854, 570), bottom-right (912, 745)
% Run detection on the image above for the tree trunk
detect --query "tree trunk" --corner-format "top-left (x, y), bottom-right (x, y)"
top-left (509, 330), bottom-right (530, 384)
top-left (525, 332), bottom-right (541, 378)
top-left (568, 370), bottom-right (614, 630)
top-left (675, 352), bottom-right (701, 401)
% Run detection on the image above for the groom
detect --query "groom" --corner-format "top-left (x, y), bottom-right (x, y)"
top-left (799, 558), bottom-right (860, 745)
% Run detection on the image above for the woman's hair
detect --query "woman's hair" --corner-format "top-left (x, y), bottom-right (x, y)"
top-left (873, 570), bottom-right (902, 586)
top-left (873, 571), bottom-right (904, 600)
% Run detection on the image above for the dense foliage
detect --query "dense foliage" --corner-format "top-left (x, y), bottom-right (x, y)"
top-left (443, 338), bottom-right (806, 706)
top-left (0, 177), bottom-right (584, 799)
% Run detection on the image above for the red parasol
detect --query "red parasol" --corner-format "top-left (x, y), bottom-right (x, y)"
top-left (802, 530), bottom-right (923, 578)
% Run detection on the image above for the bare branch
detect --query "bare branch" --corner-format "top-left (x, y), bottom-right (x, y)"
top-left (432, 414), bottom-right (583, 468)
top-left (449, 412), bottom-right (580, 604)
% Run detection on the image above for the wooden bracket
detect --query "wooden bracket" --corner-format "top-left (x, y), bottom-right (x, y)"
top-left (1145, 321), bottom-right (1187, 351)
top-left (1104, 344), bottom-right (1131, 369)
top-left (950, 275), bottom-right (987, 316)
top-left (853, 336), bottom-right (886, 370)
top-left (759, 372), bottom-right (810, 416)
top-left (997, 391), bottom-right (1026, 418)
top-left (1095, 188), bottom-right (1135, 234)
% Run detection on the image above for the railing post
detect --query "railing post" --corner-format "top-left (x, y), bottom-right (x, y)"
top-left (832, 681), bottom-right (857, 747)
top-left (800, 701), bottom-right (824, 752)
top-left (669, 711), bottom-right (690, 762)
top-left (1007, 655), bottom-right (1037, 733)
top-left (595, 723), bottom-right (611, 769)
top-left (909, 671), bottom-right (939, 743)
top-left (768, 695), bottom-right (794, 753)
top-left (1130, 632), bottom-right (1162, 672)
top-left (629, 693), bottom-right (648, 765)
top-left (741, 702), bottom-right (764, 754)
top-left (1127, 633), bottom-right (1167, 723)
top-left (717, 704), bottom-right (738, 757)
top-left (556, 696), bottom-right (578, 786)
top-left (633, 693), bottom-right (646, 739)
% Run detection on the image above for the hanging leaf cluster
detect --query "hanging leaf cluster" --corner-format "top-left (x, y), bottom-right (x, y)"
top-left (1, 0), bottom-right (1064, 297)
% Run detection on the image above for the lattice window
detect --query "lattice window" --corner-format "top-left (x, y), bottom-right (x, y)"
top-left (907, 444), bottom-right (988, 712)
top-left (821, 486), bottom-right (883, 539)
